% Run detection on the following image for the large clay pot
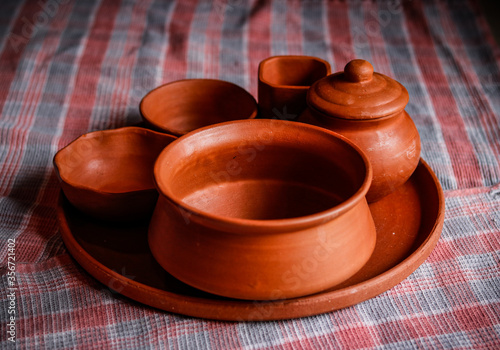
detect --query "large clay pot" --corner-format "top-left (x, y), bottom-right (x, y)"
top-left (53, 127), bottom-right (176, 221)
top-left (299, 59), bottom-right (421, 202)
top-left (149, 119), bottom-right (376, 300)
top-left (258, 56), bottom-right (331, 120)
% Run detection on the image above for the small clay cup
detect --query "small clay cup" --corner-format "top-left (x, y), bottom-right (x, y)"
top-left (258, 56), bottom-right (331, 120)
top-left (53, 127), bottom-right (176, 221)
top-left (149, 119), bottom-right (376, 300)
top-left (140, 79), bottom-right (258, 136)
top-left (299, 59), bottom-right (421, 202)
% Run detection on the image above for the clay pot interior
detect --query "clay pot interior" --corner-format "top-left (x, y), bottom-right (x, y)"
top-left (157, 123), bottom-right (366, 221)
top-left (260, 56), bottom-right (330, 87)
top-left (140, 79), bottom-right (258, 136)
top-left (54, 127), bottom-right (176, 221)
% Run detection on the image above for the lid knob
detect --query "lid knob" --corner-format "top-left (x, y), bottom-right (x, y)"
top-left (344, 59), bottom-right (374, 83)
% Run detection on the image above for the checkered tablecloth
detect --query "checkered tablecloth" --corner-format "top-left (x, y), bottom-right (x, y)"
top-left (1, 0), bottom-right (499, 348)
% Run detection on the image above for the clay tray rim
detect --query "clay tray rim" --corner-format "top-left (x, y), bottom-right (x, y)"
top-left (58, 159), bottom-right (445, 321)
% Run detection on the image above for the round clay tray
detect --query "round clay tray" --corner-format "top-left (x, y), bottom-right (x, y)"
top-left (58, 159), bottom-right (444, 321)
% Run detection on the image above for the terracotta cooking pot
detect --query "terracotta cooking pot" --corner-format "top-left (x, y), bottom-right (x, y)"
top-left (258, 55), bottom-right (331, 120)
top-left (140, 79), bottom-right (258, 136)
top-left (53, 127), bottom-right (176, 221)
top-left (299, 59), bottom-right (421, 202)
top-left (149, 119), bottom-right (376, 300)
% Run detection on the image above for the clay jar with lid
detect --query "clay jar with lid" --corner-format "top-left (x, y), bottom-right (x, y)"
top-left (299, 59), bottom-right (421, 202)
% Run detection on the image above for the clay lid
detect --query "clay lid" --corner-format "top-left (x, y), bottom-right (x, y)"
top-left (307, 59), bottom-right (409, 120)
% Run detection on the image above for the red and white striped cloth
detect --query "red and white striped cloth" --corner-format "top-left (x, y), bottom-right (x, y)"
top-left (0, 0), bottom-right (499, 348)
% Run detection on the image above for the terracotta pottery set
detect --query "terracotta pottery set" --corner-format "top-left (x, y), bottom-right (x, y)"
top-left (54, 57), bottom-right (444, 320)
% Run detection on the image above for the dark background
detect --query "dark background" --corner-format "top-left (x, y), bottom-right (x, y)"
top-left (480, 0), bottom-right (500, 44)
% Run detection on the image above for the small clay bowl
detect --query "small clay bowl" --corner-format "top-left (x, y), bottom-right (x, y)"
top-left (140, 79), bottom-right (258, 136)
top-left (53, 127), bottom-right (176, 222)
top-left (149, 119), bottom-right (376, 300)
top-left (258, 56), bottom-right (331, 119)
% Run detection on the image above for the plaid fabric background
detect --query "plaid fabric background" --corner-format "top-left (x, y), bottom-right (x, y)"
top-left (1, 0), bottom-right (499, 348)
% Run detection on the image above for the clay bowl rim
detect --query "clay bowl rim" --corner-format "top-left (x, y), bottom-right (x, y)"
top-left (139, 78), bottom-right (259, 136)
top-left (258, 55), bottom-right (332, 90)
top-left (154, 119), bottom-right (373, 232)
top-left (53, 126), bottom-right (177, 197)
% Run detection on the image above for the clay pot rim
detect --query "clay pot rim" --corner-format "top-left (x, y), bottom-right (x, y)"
top-left (258, 55), bottom-right (332, 90)
top-left (53, 126), bottom-right (176, 196)
top-left (154, 119), bottom-right (373, 232)
top-left (139, 78), bottom-right (258, 136)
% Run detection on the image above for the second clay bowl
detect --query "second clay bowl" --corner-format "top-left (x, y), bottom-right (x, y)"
top-left (140, 79), bottom-right (258, 136)
top-left (54, 127), bottom-right (177, 222)
top-left (149, 119), bottom-right (377, 300)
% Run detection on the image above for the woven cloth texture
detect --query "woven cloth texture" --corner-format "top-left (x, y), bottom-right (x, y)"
top-left (0, 0), bottom-right (499, 348)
